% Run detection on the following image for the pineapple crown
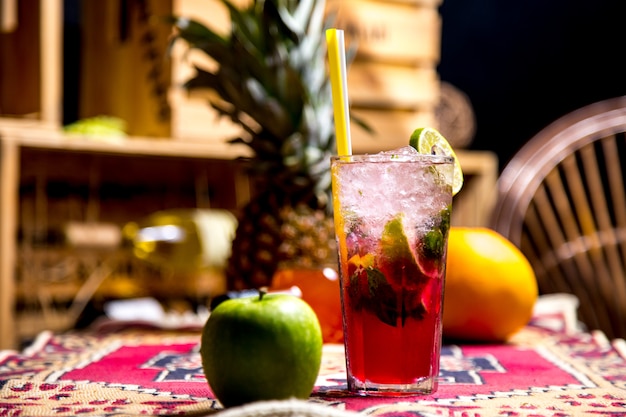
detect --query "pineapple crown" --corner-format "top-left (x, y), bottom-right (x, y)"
top-left (169, 0), bottom-right (335, 209)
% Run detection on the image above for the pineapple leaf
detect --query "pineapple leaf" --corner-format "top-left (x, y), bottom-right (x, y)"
top-left (168, 0), bottom-right (338, 208)
top-left (167, 17), bottom-right (230, 63)
top-left (276, 0), bottom-right (315, 35)
top-left (166, 16), bottom-right (224, 46)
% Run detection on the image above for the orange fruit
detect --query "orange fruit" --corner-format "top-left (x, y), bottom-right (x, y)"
top-left (443, 227), bottom-right (538, 342)
top-left (270, 268), bottom-right (343, 344)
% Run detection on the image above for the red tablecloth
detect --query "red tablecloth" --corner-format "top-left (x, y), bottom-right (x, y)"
top-left (1, 300), bottom-right (626, 416)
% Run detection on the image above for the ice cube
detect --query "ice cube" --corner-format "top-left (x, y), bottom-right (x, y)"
top-left (379, 146), bottom-right (420, 156)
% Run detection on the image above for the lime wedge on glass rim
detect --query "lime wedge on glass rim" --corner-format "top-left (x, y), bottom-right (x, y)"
top-left (409, 127), bottom-right (464, 195)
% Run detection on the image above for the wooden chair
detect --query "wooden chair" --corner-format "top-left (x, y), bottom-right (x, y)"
top-left (490, 96), bottom-right (626, 340)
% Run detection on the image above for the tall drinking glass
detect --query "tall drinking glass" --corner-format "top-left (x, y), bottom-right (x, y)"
top-left (331, 150), bottom-right (454, 396)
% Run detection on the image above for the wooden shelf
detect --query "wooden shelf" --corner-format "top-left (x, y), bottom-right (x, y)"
top-left (0, 125), bottom-right (251, 160)
top-left (452, 150), bottom-right (499, 227)
top-left (0, 126), bottom-right (251, 349)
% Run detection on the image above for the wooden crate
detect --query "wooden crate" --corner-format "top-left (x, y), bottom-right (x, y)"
top-left (0, 0), bottom-right (442, 150)
top-left (170, 0), bottom-right (443, 154)
top-left (350, 108), bottom-right (435, 152)
top-left (0, 0), bottom-right (62, 128)
top-left (327, 0), bottom-right (441, 64)
top-left (347, 61), bottom-right (439, 109)
top-left (327, 0), bottom-right (442, 153)
top-left (169, 0), bottom-right (249, 145)
top-left (451, 150), bottom-right (499, 227)
top-left (79, 0), bottom-right (173, 138)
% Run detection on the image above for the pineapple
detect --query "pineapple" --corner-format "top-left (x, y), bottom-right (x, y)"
top-left (169, 0), bottom-right (337, 290)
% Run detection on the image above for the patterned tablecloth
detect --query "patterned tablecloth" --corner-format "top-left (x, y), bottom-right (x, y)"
top-left (1, 298), bottom-right (626, 417)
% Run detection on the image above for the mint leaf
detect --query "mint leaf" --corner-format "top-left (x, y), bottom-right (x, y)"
top-left (416, 205), bottom-right (452, 276)
top-left (348, 263), bottom-right (429, 327)
top-left (366, 268), bottom-right (398, 327)
top-left (348, 264), bottom-right (400, 327)
top-left (345, 214), bottom-right (444, 327)
top-left (402, 289), bottom-right (428, 323)
top-left (439, 205), bottom-right (452, 235)
top-left (421, 229), bottom-right (445, 259)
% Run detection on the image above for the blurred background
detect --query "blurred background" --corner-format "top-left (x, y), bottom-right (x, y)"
top-left (9, 0), bottom-right (626, 170)
top-left (439, 0), bottom-right (626, 170)
top-left (2, 0), bottom-right (626, 348)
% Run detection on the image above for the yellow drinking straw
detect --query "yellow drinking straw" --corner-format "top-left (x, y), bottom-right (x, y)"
top-left (326, 28), bottom-right (352, 156)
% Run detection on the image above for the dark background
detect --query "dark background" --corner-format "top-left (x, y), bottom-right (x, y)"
top-left (437, 0), bottom-right (626, 171)
top-left (61, 0), bottom-right (626, 173)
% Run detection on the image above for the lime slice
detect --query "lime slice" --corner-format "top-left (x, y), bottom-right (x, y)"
top-left (409, 127), bottom-right (464, 195)
top-left (379, 214), bottom-right (423, 288)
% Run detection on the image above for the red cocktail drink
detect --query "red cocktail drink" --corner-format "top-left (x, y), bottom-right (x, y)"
top-left (331, 151), bottom-right (454, 395)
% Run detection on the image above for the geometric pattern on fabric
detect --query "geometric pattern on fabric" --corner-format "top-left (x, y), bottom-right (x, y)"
top-left (1, 315), bottom-right (626, 416)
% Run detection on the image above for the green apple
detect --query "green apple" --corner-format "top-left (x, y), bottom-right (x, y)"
top-left (200, 291), bottom-right (323, 408)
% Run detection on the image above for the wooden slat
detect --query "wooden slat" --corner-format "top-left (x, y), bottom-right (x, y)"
top-left (39, 0), bottom-right (62, 127)
top-left (581, 140), bottom-right (626, 317)
top-left (532, 182), bottom-right (571, 272)
top-left (567, 143), bottom-right (626, 334)
top-left (563, 148), bottom-right (615, 311)
top-left (349, 107), bottom-right (435, 153)
top-left (0, 139), bottom-right (18, 350)
top-left (602, 136), bottom-right (626, 263)
top-left (348, 61), bottom-right (438, 109)
top-left (1, 0), bottom-right (18, 32)
top-left (544, 164), bottom-right (597, 285)
top-left (0, 0), bottom-right (40, 118)
top-left (590, 137), bottom-right (626, 336)
top-left (328, 0), bottom-right (441, 64)
top-left (523, 199), bottom-right (562, 293)
top-left (533, 181), bottom-right (608, 332)
top-left (553, 154), bottom-right (616, 334)
top-left (562, 150), bottom-right (596, 237)
top-left (79, 0), bottom-right (172, 137)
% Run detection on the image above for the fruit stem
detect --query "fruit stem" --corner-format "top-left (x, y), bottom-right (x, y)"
top-left (258, 287), bottom-right (268, 300)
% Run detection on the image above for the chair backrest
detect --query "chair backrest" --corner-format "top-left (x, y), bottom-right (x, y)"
top-left (490, 96), bottom-right (626, 340)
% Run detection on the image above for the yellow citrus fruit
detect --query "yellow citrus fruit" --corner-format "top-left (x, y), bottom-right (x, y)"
top-left (443, 227), bottom-right (538, 342)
